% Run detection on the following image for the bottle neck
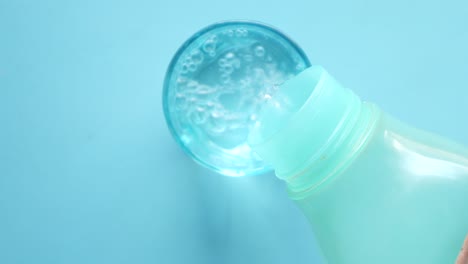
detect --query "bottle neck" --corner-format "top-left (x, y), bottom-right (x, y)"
top-left (248, 66), bottom-right (380, 199)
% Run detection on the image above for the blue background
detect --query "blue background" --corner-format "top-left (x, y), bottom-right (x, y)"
top-left (1, 0), bottom-right (467, 263)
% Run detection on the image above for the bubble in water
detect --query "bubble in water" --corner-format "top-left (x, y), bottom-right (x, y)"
top-left (199, 100), bottom-right (216, 112)
top-left (194, 85), bottom-right (216, 101)
top-left (174, 93), bottom-right (187, 110)
top-left (187, 96), bottom-right (197, 106)
top-left (222, 64), bottom-right (234, 75)
top-left (208, 111), bottom-right (226, 134)
top-left (187, 80), bottom-right (198, 90)
top-left (218, 58), bottom-right (227, 67)
top-left (196, 84), bottom-right (215, 95)
top-left (177, 77), bottom-right (187, 84)
top-left (254, 45), bottom-right (265, 57)
top-left (203, 39), bottom-right (217, 53)
top-left (235, 28), bottom-right (248, 37)
top-left (181, 64), bottom-right (189, 74)
top-left (190, 107), bottom-right (208, 124)
top-left (188, 63), bottom-right (197, 72)
top-left (191, 50), bottom-right (203, 64)
top-left (225, 52), bottom-right (235, 60)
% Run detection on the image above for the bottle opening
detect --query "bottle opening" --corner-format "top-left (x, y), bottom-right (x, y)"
top-left (249, 66), bottom-right (324, 146)
top-left (247, 65), bottom-right (363, 177)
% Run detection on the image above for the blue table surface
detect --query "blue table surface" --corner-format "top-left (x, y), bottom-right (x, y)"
top-left (1, 0), bottom-right (467, 263)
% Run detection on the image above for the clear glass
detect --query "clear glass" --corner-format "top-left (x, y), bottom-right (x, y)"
top-left (163, 21), bottom-right (311, 176)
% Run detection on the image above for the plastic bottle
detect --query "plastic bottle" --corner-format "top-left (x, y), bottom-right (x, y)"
top-left (248, 65), bottom-right (468, 263)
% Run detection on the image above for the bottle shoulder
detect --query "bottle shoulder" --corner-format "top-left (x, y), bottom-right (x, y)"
top-left (378, 113), bottom-right (468, 168)
top-left (293, 111), bottom-right (468, 200)
top-left (345, 112), bottom-right (468, 188)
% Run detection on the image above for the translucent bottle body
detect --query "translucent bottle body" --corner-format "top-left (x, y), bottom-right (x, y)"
top-left (297, 112), bottom-right (468, 263)
top-left (249, 65), bottom-right (468, 263)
